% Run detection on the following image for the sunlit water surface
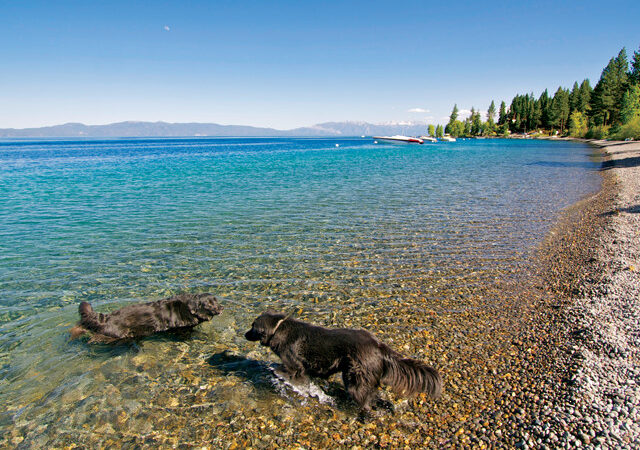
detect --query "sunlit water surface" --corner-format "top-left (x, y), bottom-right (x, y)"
top-left (0, 138), bottom-right (600, 446)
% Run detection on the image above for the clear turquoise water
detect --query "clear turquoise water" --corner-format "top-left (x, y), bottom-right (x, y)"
top-left (0, 137), bottom-right (600, 445)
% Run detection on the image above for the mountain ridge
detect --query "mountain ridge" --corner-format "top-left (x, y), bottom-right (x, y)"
top-left (0, 120), bottom-right (430, 138)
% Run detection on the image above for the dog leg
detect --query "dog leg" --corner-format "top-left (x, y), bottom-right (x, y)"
top-left (343, 370), bottom-right (378, 418)
top-left (279, 351), bottom-right (309, 384)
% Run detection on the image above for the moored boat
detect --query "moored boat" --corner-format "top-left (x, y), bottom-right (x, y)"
top-left (373, 135), bottom-right (424, 144)
top-left (419, 136), bottom-right (438, 143)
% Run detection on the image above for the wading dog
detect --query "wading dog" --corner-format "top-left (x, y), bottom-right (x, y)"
top-left (71, 293), bottom-right (223, 343)
top-left (245, 311), bottom-right (442, 415)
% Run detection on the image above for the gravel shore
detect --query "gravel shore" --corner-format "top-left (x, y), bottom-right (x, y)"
top-left (525, 140), bottom-right (640, 448)
top-left (565, 140), bottom-right (640, 447)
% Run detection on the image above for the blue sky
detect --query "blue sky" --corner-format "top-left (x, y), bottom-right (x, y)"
top-left (1, 0), bottom-right (639, 129)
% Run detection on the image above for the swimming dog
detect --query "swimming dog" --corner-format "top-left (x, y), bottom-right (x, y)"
top-left (71, 293), bottom-right (222, 343)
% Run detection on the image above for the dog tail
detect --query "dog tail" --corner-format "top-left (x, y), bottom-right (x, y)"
top-left (78, 301), bottom-right (101, 331)
top-left (381, 346), bottom-right (442, 399)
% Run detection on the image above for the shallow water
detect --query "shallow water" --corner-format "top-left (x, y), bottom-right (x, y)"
top-left (0, 137), bottom-right (600, 446)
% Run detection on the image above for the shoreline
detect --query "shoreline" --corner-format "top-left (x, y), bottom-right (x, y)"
top-left (524, 140), bottom-right (640, 447)
top-left (561, 140), bottom-right (640, 446)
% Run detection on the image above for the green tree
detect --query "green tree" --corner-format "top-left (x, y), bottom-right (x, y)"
top-left (470, 107), bottom-right (482, 135)
top-left (630, 45), bottom-right (640, 85)
top-left (508, 96), bottom-right (521, 132)
top-left (464, 117), bottom-right (472, 136)
top-left (449, 104), bottom-right (459, 122)
top-left (507, 93), bottom-right (538, 132)
top-left (445, 104), bottom-right (460, 136)
top-left (487, 100), bottom-right (496, 123)
top-left (620, 84), bottom-right (640, 124)
top-left (590, 47), bottom-right (629, 126)
top-left (448, 121), bottom-right (464, 137)
top-left (613, 116), bottom-right (640, 140)
top-left (529, 93), bottom-right (541, 130)
top-left (569, 81), bottom-right (580, 112)
top-left (497, 101), bottom-right (507, 125)
top-left (551, 87), bottom-right (570, 133)
top-left (436, 124), bottom-right (444, 138)
top-left (486, 100), bottom-right (496, 134)
top-left (538, 89), bottom-right (552, 130)
top-left (577, 79), bottom-right (592, 113)
top-left (428, 124), bottom-right (435, 136)
top-left (568, 111), bottom-right (588, 137)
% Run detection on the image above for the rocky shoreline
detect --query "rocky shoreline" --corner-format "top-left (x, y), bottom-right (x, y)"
top-left (520, 140), bottom-right (640, 448)
top-left (562, 140), bottom-right (640, 447)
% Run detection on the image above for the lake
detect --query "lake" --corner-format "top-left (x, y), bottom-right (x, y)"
top-left (0, 137), bottom-right (600, 446)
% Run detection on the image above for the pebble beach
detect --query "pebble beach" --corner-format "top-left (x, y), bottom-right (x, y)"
top-left (530, 140), bottom-right (640, 448)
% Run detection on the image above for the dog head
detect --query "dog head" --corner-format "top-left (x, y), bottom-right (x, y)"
top-left (187, 294), bottom-right (223, 320)
top-left (245, 311), bottom-right (287, 346)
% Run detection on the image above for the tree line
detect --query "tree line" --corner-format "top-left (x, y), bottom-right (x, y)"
top-left (433, 45), bottom-right (640, 140)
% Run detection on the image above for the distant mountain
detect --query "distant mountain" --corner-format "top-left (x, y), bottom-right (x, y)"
top-left (305, 121), bottom-right (429, 136)
top-left (0, 120), bottom-right (430, 138)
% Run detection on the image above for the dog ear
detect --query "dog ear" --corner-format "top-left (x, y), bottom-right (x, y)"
top-left (256, 315), bottom-right (273, 345)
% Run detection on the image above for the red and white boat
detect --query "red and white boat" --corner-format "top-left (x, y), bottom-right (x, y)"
top-left (373, 135), bottom-right (424, 145)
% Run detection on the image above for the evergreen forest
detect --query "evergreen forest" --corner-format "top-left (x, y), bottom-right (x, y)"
top-left (436, 45), bottom-right (640, 140)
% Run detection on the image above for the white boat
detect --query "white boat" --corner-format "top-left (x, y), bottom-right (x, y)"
top-left (373, 135), bottom-right (424, 144)
top-left (419, 136), bottom-right (438, 143)
top-left (439, 135), bottom-right (456, 142)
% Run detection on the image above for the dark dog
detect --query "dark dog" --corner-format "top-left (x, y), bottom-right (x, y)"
top-left (245, 311), bottom-right (442, 414)
top-left (71, 293), bottom-right (223, 343)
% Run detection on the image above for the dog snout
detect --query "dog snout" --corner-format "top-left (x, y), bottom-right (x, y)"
top-left (245, 328), bottom-right (259, 341)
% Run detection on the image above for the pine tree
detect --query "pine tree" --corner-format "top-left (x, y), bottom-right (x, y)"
top-left (469, 107), bottom-right (481, 135)
top-left (509, 96), bottom-right (520, 132)
top-left (464, 117), bottom-right (472, 136)
top-left (538, 89), bottom-right (552, 130)
top-left (520, 95), bottom-right (529, 131)
top-left (531, 97), bottom-right (542, 131)
top-left (449, 104), bottom-right (459, 123)
top-left (484, 100), bottom-right (496, 135)
top-left (487, 101), bottom-right (496, 123)
top-left (577, 79), bottom-right (592, 113)
top-left (448, 121), bottom-right (464, 137)
top-left (551, 87), bottom-right (570, 133)
top-left (590, 48), bottom-right (629, 126)
top-left (526, 93), bottom-right (539, 131)
top-left (446, 104), bottom-right (459, 136)
top-left (569, 81), bottom-right (580, 112)
top-left (614, 47), bottom-right (630, 98)
top-left (630, 45), bottom-right (640, 85)
top-left (498, 101), bottom-right (507, 126)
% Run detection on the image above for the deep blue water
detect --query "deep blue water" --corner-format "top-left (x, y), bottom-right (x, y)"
top-left (0, 137), bottom-right (600, 444)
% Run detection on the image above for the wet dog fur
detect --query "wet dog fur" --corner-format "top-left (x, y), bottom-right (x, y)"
top-left (71, 293), bottom-right (223, 343)
top-left (245, 311), bottom-right (442, 415)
